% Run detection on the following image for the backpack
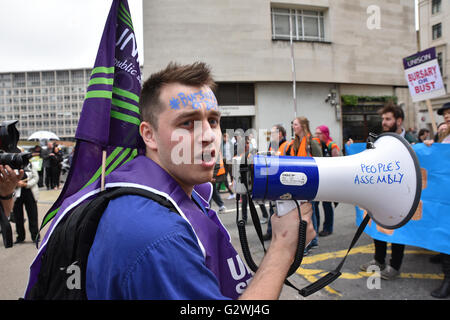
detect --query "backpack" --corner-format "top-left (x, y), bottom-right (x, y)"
top-left (27, 187), bottom-right (178, 300)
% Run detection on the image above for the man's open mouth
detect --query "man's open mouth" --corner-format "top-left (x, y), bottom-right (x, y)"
top-left (201, 149), bottom-right (216, 163)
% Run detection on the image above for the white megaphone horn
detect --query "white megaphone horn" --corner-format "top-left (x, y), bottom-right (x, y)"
top-left (235, 133), bottom-right (422, 230)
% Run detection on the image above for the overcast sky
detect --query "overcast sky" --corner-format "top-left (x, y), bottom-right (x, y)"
top-left (1, 0), bottom-right (418, 74)
top-left (0, 0), bottom-right (143, 73)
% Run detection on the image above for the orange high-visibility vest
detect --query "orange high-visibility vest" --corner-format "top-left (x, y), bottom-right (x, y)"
top-left (313, 137), bottom-right (341, 156)
top-left (327, 141), bottom-right (341, 155)
top-left (217, 158), bottom-right (225, 176)
top-left (289, 134), bottom-right (311, 157)
top-left (269, 140), bottom-right (290, 156)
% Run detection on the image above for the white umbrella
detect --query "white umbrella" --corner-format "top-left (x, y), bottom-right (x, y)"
top-left (28, 130), bottom-right (60, 141)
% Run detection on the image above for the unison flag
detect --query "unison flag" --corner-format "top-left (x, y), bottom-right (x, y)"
top-left (346, 142), bottom-right (450, 255)
top-left (40, 0), bottom-right (143, 230)
top-left (25, 0), bottom-right (143, 296)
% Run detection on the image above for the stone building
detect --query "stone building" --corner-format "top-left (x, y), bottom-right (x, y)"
top-left (418, 0), bottom-right (450, 130)
top-left (142, 0), bottom-right (417, 146)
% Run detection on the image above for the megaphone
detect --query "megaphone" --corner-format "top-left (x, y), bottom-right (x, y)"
top-left (234, 132), bottom-right (422, 229)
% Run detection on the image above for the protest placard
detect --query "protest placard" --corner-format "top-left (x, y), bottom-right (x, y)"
top-left (403, 47), bottom-right (446, 102)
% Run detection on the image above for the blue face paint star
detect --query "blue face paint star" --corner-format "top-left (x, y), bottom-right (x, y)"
top-left (169, 97), bottom-right (181, 110)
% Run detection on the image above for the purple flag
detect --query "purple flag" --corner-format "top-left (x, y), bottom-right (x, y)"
top-left (25, 0), bottom-right (143, 297)
top-left (40, 0), bottom-right (143, 230)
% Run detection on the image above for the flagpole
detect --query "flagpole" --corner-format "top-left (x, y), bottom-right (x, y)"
top-left (101, 150), bottom-right (106, 191)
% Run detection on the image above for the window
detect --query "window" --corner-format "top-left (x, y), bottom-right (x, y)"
top-left (0, 74), bottom-right (12, 88)
top-left (71, 70), bottom-right (85, 84)
top-left (27, 72), bottom-right (40, 87)
top-left (432, 0), bottom-right (441, 15)
top-left (433, 23), bottom-right (442, 40)
top-left (12, 73), bottom-right (26, 87)
top-left (271, 7), bottom-right (325, 41)
top-left (42, 71), bottom-right (55, 86)
top-left (57, 71), bottom-right (70, 85)
top-left (215, 83), bottom-right (254, 106)
top-left (437, 52), bottom-right (444, 75)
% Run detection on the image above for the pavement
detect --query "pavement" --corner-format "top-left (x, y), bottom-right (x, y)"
top-left (0, 187), bottom-right (60, 300)
top-left (0, 186), bottom-right (447, 300)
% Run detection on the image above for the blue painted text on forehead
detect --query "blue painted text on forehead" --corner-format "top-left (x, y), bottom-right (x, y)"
top-left (168, 89), bottom-right (218, 111)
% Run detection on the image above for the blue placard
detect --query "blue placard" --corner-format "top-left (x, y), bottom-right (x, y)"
top-left (347, 142), bottom-right (450, 255)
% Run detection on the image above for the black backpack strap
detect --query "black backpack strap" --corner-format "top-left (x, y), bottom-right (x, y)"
top-left (28, 186), bottom-right (179, 300)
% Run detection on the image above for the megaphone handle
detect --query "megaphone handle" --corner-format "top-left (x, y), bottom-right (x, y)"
top-left (299, 214), bottom-right (371, 297)
top-left (237, 219), bottom-right (259, 273)
top-left (235, 193), bottom-right (265, 273)
top-left (287, 219), bottom-right (307, 277)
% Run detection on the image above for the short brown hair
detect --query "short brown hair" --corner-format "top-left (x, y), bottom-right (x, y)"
top-left (139, 62), bottom-right (216, 128)
top-left (379, 101), bottom-right (404, 120)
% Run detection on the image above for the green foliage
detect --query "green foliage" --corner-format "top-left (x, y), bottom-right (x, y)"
top-left (341, 95), bottom-right (398, 106)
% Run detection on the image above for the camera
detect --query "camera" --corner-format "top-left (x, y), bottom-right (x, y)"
top-left (0, 120), bottom-right (32, 170)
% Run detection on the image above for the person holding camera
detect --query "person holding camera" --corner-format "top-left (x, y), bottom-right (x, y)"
top-left (0, 164), bottom-right (24, 248)
top-left (12, 161), bottom-right (40, 244)
top-left (0, 164), bottom-right (24, 217)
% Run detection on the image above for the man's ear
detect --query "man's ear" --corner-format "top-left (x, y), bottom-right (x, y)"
top-left (140, 121), bottom-right (158, 151)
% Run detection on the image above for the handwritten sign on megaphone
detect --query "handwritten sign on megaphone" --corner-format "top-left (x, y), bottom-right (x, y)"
top-left (250, 133), bottom-right (421, 229)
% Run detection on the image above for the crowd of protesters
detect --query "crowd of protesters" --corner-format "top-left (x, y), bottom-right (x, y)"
top-left (31, 141), bottom-right (64, 190)
top-left (207, 101), bottom-right (450, 299)
top-left (2, 96), bottom-right (448, 299)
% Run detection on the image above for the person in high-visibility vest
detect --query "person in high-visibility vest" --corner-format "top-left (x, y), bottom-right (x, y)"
top-left (287, 117), bottom-right (322, 158)
top-left (313, 125), bottom-right (342, 239)
top-left (285, 117), bottom-right (322, 254)
top-left (268, 124), bottom-right (290, 156)
top-left (210, 153), bottom-right (227, 213)
top-left (222, 132), bottom-right (236, 200)
top-left (263, 124), bottom-right (288, 241)
top-left (314, 125), bottom-right (341, 158)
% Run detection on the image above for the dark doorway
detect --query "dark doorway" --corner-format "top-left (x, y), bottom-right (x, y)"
top-left (342, 105), bottom-right (382, 143)
top-left (220, 116), bottom-right (253, 133)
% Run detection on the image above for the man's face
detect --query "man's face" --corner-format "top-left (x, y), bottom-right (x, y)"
top-left (270, 127), bottom-right (281, 143)
top-left (443, 109), bottom-right (450, 125)
top-left (381, 112), bottom-right (402, 133)
top-left (140, 83), bottom-right (221, 194)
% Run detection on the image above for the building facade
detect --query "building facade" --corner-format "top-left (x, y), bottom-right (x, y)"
top-left (0, 69), bottom-right (91, 140)
top-left (142, 0), bottom-right (417, 146)
top-left (418, 0), bottom-right (450, 129)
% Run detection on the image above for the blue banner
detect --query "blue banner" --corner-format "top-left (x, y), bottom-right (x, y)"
top-left (346, 142), bottom-right (450, 255)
